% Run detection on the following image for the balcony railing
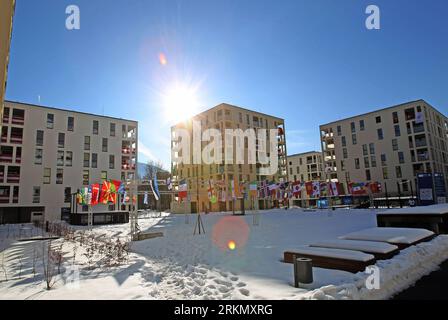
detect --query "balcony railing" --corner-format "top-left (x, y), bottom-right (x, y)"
top-left (11, 116), bottom-right (24, 125)
top-left (7, 174), bottom-right (20, 183)
top-left (0, 195), bottom-right (10, 203)
top-left (1, 135), bottom-right (7, 143)
top-left (0, 155), bottom-right (13, 163)
top-left (10, 135), bottom-right (23, 144)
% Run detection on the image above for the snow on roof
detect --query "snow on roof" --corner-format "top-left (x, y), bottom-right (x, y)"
top-left (378, 204), bottom-right (448, 215)
top-left (286, 246), bottom-right (375, 262)
top-left (310, 239), bottom-right (399, 254)
top-left (339, 227), bottom-right (434, 245)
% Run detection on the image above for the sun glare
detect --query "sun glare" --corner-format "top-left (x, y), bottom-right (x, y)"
top-left (162, 83), bottom-right (200, 124)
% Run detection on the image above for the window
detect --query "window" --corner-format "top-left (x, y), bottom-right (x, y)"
top-left (43, 168), bottom-right (51, 184)
top-left (47, 114), bottom-right (54, 129)
top-left (102, 138), bottom-right (108, 152)
top-left (101, 171), bottom-right (108, 181)
top-left (66, 151), bottom-right (73, 167)
top-left (364, 157), bottom-right (370, 168)
top-left (396, 166), bottom-right (402, 179)
top-left (83, 153), bottom-right (90, 167)
top-left (369, 143), bottom-right (375, 155)
top-left (246, 114), bottom-right (250, 125)
top-left (36, 130), bottom-right (44, 146)
top-left (393, 112), bottom-right (399, 124)
top-left (362, 144), bottom-right (368, 156)
top-left (341, 136), bottom-right (346, 147)
top-left (381, 154), bottom-right (387, 166)
top-left (33, 187), bottom-right (40, 203)
top-left (64, 187), bottom-right (71, 203)
top-left (56, 169), bottom-right (63, 184)
top-left (355, 158), bottom-right (360, 169)
top-left (109, 155), bottom-right (115, 169)
top-left (92, 153), bottom-right (98, 168)
top-left (352, 134), bottom-right (357, 145)
top-left (394, 125), bottom-right (401, 137)
top-left (371, 155), bottom-right (377, 168)
top-left (67, 117), bottom-right (74, 131)
top-left (57, 151), bottom-right (64, 166)
top-left (377, 128), bottom-right (384, 140)
top-left (82, 170), bottom-right (89, 185)
top-left (382, 167), bottom-right (388, 179)
top-left (239, 113), bottom-right (242, 122)
top-left (110, 123), bottom-right (116, 137)
top-left (365, 169), bottom-right (371, 181)
top-left (359, 120), bottom-right (365, 131)
top-left (84, 136), bottom-right (90, 150)
top-left (375, 116), bottom-right (381, 123)
top-left (341, 160), bottom-right (346, 171)
top-left (58, 133), bottom-right (65, 148)
top-left (35, 149), bottom-right (43, 165)
top-left (392, 139), bottom-right (398, 151)
top-left (350, 122), bottom-right (356, 133)
top-left (398, 151), bottom-right (405, 164)
top-left (337, 125), bottom-right (342, 136)
top-left (343, 148), bottom-right (348, 159)
top-left (93, 120), bottom-right (99, 134)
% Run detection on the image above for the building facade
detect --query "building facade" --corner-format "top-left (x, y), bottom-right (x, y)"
top-left (171, 103), bottom-right (288, 213)
top-left (0, 101), bottom-right (138, 223)
top-left (287, 151), bottom-right (324, 182)
top-left (320, 100), bottom-right (448, 195)
top-left (0, 0), bottom-right (16, 124)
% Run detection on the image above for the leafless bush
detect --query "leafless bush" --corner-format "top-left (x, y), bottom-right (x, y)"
top-left (0, 252), bottom-right (7, 281)
top-left (32, 244), bottom-right (38, 278)
top-left (42, 241), bottom-right (56, 290)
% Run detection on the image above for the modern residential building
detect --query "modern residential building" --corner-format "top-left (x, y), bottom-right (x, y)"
top-left (320, 99), bottom-right (448, 195)
top-left (287, 151), bottom-right (324, 182)
top-left (0, 101), bottom-right (138, 223)
top-left (171, 103), bottom-right (288, 213)
top-left (0, 0), bottom-right (16, 124)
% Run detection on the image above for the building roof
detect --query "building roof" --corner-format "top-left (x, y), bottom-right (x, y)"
top-left (5, 100), bottom-right (138, 123)
top-left (172, 102), bottom-right (284, 128)
top-left (319, 99), bottom-right (446, 127)
top-left (287, 151), bottom-right (321, 158)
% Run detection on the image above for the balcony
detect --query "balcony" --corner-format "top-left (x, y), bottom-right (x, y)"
top-left (0, 146), bottom-right (13, 163)
top-left (0, 187), bottom-right (10, 204)
top-left (11, 109), bottom-right (25, 125)
top-left (10, 128), bottom-right (23, 144)
top-left (415, 135), bottom-right (427, 148)
top-left (7, 167), bottom-right (21, 183)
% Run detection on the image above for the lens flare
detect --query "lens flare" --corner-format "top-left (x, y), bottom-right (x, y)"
top-left (212, 216), bottom-right (250, 251)
top-left (158, 53), bottom-right (167, 66)
top-left (228, 241), bottom-right (236, 250)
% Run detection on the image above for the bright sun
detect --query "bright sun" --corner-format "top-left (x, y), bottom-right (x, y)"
top-left (162, 83), bottom-right (200, 124)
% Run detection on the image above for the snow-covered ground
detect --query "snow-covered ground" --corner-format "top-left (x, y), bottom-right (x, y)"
top-left (0, 208), bottom-right (447, 300)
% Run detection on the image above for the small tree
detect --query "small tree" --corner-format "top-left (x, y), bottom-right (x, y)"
top-left (42, 241), bottom-right (56, 290)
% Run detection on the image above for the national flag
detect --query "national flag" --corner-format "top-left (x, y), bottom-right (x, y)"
top-left (305, 182), bottom-right (313, 197)
top-left (166, 178), bottom-right (173, 191)
top-left (99, 181), bottom-right (112, 204)
top-left (90, 184), bottom-right (100, 206)
top-left (249, 182), bottom-right (258, 197)
top-left (312, 181), bottom-right (321, 198)
top-left (153, 172), bottom-right (160, 201)
top-left (329, 182), bottom-right (339, 197)
top-left (369, 182), bottom-right (382, 194)
top-left (143, 191), bottom-right (149, 205)
top-left (320, 182), bottom-right (328, 195)
top-left (350, 182), bottom-right (367, 195)
top-left (292, 181), bottom-right (301, 198)
top-left (178, 179), bottom-right (187, 200)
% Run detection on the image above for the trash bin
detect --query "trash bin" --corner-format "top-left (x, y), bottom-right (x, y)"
top-left (294, 257), bottom-right (313, 287)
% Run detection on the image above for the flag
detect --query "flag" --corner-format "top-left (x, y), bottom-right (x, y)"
top-left (117, 181), bottom-right (126, 195)
top-left (369, 182), bottom-right (382, 194)
top-left (91, 184), bottom-right (100, 206)
top-left (143, 191), bottom-right (149, 205)
top-left (292, 181), bottom-right (301, 198)
top-left (178, 179), bottom-right (187, 200)
top-left (350, 182), bottom-right (367, 195)
top-left (122, 191), bottom-right (128, 205)
top-left (415, 112), bottom-right (424, 124)
top-left (320, 182), bottom-right (328, 196)
top-left (249, 182), bottom-right (258, 197)
top-left (330, 182), bottom-right (339, 197)
top-left (109, 181), bottom-right (117, 204)
top-left (305, 182), bottom-right (313, 197)
top-left (153, 172), bottom-right (160, 201)
top-left (167, 178), bottom-right (173, 191)
top-left (312, 181), bottom-right (320, 198)
top-left (99, 181), bottom-right (112, 204)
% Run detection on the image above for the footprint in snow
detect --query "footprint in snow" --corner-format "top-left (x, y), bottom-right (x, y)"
top-left (236, 282), bottom-right (246, 287)
top-left (239, 288), bottom-right (250, 296)
top-left (230, 276), bottom-right (238, 282)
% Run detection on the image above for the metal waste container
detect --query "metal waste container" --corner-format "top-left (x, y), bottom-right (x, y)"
top-left (294, 257), bottom-right (313, 287)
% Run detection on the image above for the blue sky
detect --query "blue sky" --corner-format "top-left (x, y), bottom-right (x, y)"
top-left (6, 0), bottom-right (448, 168)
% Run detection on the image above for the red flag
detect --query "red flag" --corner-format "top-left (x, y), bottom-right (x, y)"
top-left (91, 184), bottom-right (100, 206)
top-left (305, 182), bottom-right (313, 197)
top-left (99, 180), bottom-right (112, 204)
top-left (292, 181), bottom-right (301, 198)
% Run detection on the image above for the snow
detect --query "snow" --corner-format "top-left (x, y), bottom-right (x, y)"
top-left (340, 227), bottom-right (434, 245)
top-left (285, 246), bottom-right (375, 262)
top-left (378, 204), bottom-right (448, 215)
top-left (0, 208), bottom-right (447, 300)
top-left (310, 240), bottom-right (398, 254)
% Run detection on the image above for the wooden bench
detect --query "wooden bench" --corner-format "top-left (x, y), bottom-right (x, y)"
top-left (283, 246), bottom-right (376, 273)
top-left (309, 239), bottom-right (399, 260)
top-left (339, 227), bottom-right (435, 250)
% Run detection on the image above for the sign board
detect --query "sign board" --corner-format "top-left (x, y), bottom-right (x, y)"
top-left (417, 173), bottom-right (434, 206)
top-left (434, 173), bottom-right (447, 204)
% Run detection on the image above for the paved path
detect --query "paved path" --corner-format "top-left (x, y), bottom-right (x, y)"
top-left (393, 260), bottom-right (448, 300)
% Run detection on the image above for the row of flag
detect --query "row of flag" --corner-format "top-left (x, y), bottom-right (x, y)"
top-left (175, 179), bottom-right (383, 202)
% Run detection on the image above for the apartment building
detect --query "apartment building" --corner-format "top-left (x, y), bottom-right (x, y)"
top-left (0, 0), bottom-right (15, 123)
top-left (0, 101), bottom-right (138, 223)
top-left (171, 103), bottom-right (288, 213)
top-left (287, 151), bottom-right (324, 182)
top-left (320, 99), bottom-right (448, 194)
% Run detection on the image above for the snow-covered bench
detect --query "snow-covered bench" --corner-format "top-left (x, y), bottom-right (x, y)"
top-left (377, 204), bottom-right (448, 234)
top-left (309, 239), bottom-right (399, 260)
top-left (339, 227), bottom-right (435, 249)
top-left (283, 246), bottom-right (376, 273)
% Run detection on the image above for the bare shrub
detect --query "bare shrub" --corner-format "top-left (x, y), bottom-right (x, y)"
top-left (42, 241), bottom-right (56, 290)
